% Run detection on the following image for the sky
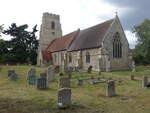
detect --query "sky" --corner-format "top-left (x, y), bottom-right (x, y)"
top-left (0, 0), bottom-right (149, 48)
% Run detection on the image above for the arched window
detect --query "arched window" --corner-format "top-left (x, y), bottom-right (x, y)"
top-left (86, 52), bottom-right (90, 63)
top-left (51, 21), bottom-right (55, 29)
top-left (69, 53), bottom-right (72, 63)
top-left (113, 32), bottom-right (122, 58)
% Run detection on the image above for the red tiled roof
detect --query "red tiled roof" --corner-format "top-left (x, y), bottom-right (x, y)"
top-left (68, 19), bottom-right (114, 51)
top-left (46, 30), bottom-right (78, 52)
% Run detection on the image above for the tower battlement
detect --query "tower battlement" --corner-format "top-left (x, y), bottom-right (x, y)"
top-left (43, 12), bottom-right (60, 20)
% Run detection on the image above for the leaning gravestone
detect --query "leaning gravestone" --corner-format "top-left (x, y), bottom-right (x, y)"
top-left (106, 80), bottom-right (115, 97)
top-left (8, 70), bottom-right (18, 81)
top-left (27, 68), bottom-right (36, 85)
top-left (37, 77), bottom-right (47, 89)
top-left (142, 76), bottom-right (148, 88)
top-left (57, 88), bottom-right (71, 108)
top-left (27, 68), bottom-right (36, 79)
top-left (59, 77), bottom-right (70, 88)
top-left (47, 66), bottom-right (55, 82)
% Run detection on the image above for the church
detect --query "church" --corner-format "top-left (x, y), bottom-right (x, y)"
top-left (37, 12), bottom-right (132, 71)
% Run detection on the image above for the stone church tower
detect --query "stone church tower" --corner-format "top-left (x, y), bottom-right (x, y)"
top-left (37, 12), bottom-right (62, 66)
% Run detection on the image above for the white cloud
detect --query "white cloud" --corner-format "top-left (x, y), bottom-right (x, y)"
top-left (0, 0), bottom-right (133, 41)
top-left (125, 30), bottom-right (137, 48)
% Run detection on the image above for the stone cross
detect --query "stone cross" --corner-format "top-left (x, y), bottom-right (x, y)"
top-left (8, 70), bottom-right (18, 81)
top-left (59, 77), bottom-right (70, 88)
top-left (47, 66), bottom-right (55, 82)
top-left (142, 76), bottom-right (148, 88)
top-left (106, 80), bottom-right (115, 97)
top-left (37, 77), bottom-right (47, 89)
top-left (57, 88), bottom-right (71, 108)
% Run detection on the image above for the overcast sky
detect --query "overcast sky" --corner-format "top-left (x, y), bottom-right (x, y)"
top-left (0, 0), bottom-right (149, 48)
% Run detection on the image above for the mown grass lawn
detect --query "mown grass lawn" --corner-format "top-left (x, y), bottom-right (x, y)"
top-left (0, 65), bottom-right (150, 113)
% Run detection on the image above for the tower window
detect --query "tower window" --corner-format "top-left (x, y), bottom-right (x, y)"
top-left (113, 32), bottom-right (122, 58)
top-left (86, 52), bottom-right (90, 63)
top-left (51, 21), bottom-right (55, 29)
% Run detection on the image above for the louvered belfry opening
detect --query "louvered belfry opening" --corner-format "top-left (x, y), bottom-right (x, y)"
top-left (113, 32), bottom-right (122, 58)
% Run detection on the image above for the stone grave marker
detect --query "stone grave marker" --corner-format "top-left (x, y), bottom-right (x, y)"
top-left (47, 66), bottom-right (55, 82)
top-left (130, 74), bottom-right (134, 80)
top-left (77, 79), bottom-right (83, 86)
top-left (59, 77), bottom-right (70, 88)
top-left (142, 76), bottom-right (148, 88)
top-left (8, 70), bottom-right (18, 81)
top-left (106, 80), bottom-right (115, 97)
top-left (57, 88), bottom-right (71, 108)
top-left (27, 68), bottom-right (36, 78)
top-left (28, 75), bottom-right (36, 85)
top-left (37, 77), bottom-right (47, 89)
top-left (87, 65), bottom-right (92, 73)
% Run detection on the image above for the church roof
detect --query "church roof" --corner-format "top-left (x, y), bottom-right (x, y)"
top-left (46, 18), bottom-right (114, 52)
top-left (68, 19), bottom-right (114, 51)
top-left (46, 30), bottom-right (78, 52)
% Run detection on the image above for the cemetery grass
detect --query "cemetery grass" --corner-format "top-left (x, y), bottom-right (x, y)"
top-left (0, 65), bottom-right (150, 113)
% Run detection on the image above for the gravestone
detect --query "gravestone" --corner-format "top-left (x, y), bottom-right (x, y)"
top-left (37, 77), bottom-right (47, 89)
top-left (47, 66), bottom-right (55, 82)
top-left (28, 75), bottom-right (36, 85)
top-left (57, 88), bottom-right (71, 108)
top-left (142, 76), bottom-right (148, 88)
top-left (87, 65), bottom-right (92, 73)
top-left (77, 79), bottom-right (83, 86)
top-left (59, 77), bottom-right (70, 88)
top-left (131, 74), bottom-right (134, 80)
top-left (106, 80), bottom-right (115, 97)
top-left (27, 68), bottom-right (36, 78)
top-left (8, 70), bottom-right (18, 81)
top-left (27, 68), bottom-right (36, 85)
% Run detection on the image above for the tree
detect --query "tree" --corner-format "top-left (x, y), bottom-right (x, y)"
top-left (0, 24), bottom-right (4, 37)
top-left (133, 19), bottom-right (150, 64)
top-left (2, 23), bottom-right (38, 64)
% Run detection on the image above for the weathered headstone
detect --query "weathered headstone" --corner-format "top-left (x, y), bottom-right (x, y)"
top-left (142, 76), bottom-right (148, 88)
top-left (47, 66), bottom-right (55, 82)
top-left (8, 70), bottom-right (18, 81)
top-left (77, 79), bottom-right (83, 86)
top-left (37, 77), bottom-right (47, 89)
top-left (27, 68), bottom-right (36, 85)
top-left (87, 65), bottom-right (92, 73)
top-left (131, 74), bottom-right (134, 80)
top-left (28, 75), bottom-right (36, 85)
top-left (57, 88), bottom-right (71, 108)
top-left (106, 80), bottom-right (115, 97)
top-left (27, 68), bottom-right (36, 78)
top-left (59, 77), bottom-right (70, 88)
